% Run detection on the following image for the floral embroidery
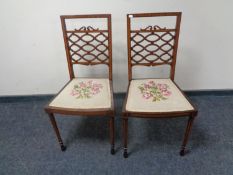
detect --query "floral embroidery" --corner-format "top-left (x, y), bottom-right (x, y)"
top-left (138, 81), bottom-right (172, 102)
top-left (70, 80), bottom-right (103, 99)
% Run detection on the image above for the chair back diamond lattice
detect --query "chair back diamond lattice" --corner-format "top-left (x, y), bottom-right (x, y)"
top-left (60, 14), bottom-right (112, 80)
top-left (127, 12), bottom-right (182, 81)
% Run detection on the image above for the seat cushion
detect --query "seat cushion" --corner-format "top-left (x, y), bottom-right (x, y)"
top-left (49, 78), bottom-right (111, 109)
top-left (126, 79), bottom-right (194, 112)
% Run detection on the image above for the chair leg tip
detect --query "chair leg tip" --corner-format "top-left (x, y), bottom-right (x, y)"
top-left (123, 148), bottom-right (128, 158)
top-left (111, 147), bottom-right (115, 155)
top-left (61, 145), bottom-right (66, 152)
top-left (180, 150), bottom-right (185, 156)
top-left (123, 152), bottom-right (128, 158)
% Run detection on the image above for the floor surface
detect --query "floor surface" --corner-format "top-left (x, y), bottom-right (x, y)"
top-left (0, 94), bottom-right (233, 175)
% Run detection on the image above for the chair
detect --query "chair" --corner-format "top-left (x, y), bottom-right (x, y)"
top-left (44, 14), bottom-right (115, 154)
top-left (122, 12), bottom-right (198, 158)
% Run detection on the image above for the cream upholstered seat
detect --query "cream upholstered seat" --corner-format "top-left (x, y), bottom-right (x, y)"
top-left (126, 79), bottom-right (194, 113)
top-left (49, 78), bottom-right (111, 109)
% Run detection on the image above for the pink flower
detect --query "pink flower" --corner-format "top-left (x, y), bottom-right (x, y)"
top-left (92, 85), bottom-right (100, 92)
top-left (162, 90), bottom-right (171, 96)
top-left (92, 83), bottom-right (102, 91)
top-left (70, 89), bottom-right (79, 96)
top-left (79, 82), bottom-right (86, 88)
top-left (143, 92), bottom-right (152, 99)
top-left (87, 80), bottom-right (93, 86)
top-left (144, 84), bottom-right (150, 89)
top-left (93, 83), bottom-right (102, 89)
top-left (148, 81), bottom-right (155, 86)
top-left (92, 89), bottom-right (100, 95)
top-left (158, 84), bottom-right (168, 91)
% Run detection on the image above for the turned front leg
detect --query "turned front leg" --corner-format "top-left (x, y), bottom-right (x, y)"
top-left (109, 116), bottom-right (115, 155)
top-left (123, 117), bottom-right (128, 158)
top-left (180, 114), bottom-right (196, 156)
top-left (48, 113), bottom-right (66, 151)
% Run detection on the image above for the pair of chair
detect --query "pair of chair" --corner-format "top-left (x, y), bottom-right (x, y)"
top-left (44, 12), bottom-right (198, 158)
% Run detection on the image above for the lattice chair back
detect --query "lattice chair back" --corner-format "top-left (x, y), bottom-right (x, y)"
top-left (60, 14), bottom-right (112, 80)
top-left (127, 12), bottom-right (182, 81)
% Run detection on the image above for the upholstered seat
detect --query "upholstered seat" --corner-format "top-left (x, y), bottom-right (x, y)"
top-left (126, 79), bottom-right (194, 113)
top-left (49, 78), bottom-right (111, 109)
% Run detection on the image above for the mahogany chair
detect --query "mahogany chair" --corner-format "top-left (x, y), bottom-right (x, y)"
top-left (44, 14), bottom-right (115, 154)
top-left (122, 12), bottom-right (198, 158)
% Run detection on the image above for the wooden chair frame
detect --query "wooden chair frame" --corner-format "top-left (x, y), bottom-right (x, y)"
top-left (44, 14), bottom-right (115, 154)
top-left (122, 12), bottom-right (198, 158)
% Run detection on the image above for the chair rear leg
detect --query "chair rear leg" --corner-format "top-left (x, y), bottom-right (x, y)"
top-left (180, 113), bottom-right (195, 156)
top-left (123, 117), bottom-right (128, 158)
top-left (48, 113), bottom-right (66, 151)
top-left (109, 116), bottom-right (115, 155)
